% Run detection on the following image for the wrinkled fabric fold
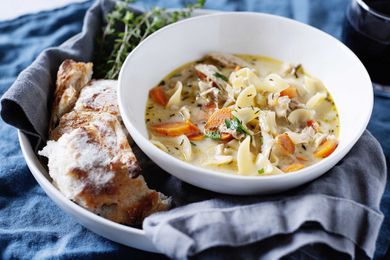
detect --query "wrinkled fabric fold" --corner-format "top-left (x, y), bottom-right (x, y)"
top-left (143, 131), bottom-right (386, 259)
top-left (145, 195), bottom-right (383, 259)
top-left (0, 0), bottom-right (103, 148)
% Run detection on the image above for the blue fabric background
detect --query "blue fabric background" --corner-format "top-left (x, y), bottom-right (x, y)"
top-left (0, 0), bottom-right (388, 259)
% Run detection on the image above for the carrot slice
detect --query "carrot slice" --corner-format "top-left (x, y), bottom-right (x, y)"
top-left (220, 133), bottom-right (233, 141)
top-left (282, 163), bottom-right (305, 173)
top-left (307, 119), bottom-right (320, 131)
top-left (314, 139), bottom-right (338, 158)
top-left (276, 133), bottom-right (295, 155)
top-left (188, 133), bottom-right (205, 141)
top-left (150, 120), bottom-right (200, 137)
top-left (280, 86), bottom-right (298, 99)
top-left (296, 155), bottom-right (308, 161)
top-left (306, 119), bottom-right (314, 127)
top-left (196, 70), bottom-right (219, 88)
top-left (149, 86), bottom-right (167, 106)
top-left (205, 107), bottom-right (233, 131)
top-left (196, 70), bottom-right (207, 81)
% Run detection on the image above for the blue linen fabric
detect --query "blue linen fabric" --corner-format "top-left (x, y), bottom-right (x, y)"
top-left (0, 2), bottom-right (164, 259)
top-left (0, 0), bottom-right (389, 259)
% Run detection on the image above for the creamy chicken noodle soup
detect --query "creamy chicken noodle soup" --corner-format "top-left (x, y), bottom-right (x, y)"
top-left (145, 53), bottom-right (339, 176)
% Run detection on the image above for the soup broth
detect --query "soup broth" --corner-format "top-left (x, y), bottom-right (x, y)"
top-left (145, 53), bottom-right (339, 176)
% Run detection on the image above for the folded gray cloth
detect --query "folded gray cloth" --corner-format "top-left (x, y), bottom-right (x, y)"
top-left (141, 131), bottom-right (386, 259)
top-left (0, 0), bottom-right (387, 259)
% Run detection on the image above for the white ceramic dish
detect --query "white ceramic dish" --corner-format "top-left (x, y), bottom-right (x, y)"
top-left (118, 12), bottom-right (373, 195)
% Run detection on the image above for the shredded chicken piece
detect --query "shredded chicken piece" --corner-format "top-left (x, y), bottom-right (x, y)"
top-left (206, 52), bottom-right (253, 68)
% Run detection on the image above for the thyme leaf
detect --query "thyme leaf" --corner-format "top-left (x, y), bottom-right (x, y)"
top-left (214, 72), bottom-right (228, 82)
top-left (227, 116), bottom-right (250, 135)
top-left (224, 118), bottom-right (231, 128)
top-left (205, 131), bottom-right (221, 140)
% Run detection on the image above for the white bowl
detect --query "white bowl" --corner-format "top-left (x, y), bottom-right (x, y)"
top-left (118, 12), bottom-right (373, 195)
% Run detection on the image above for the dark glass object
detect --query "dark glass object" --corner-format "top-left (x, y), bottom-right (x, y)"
top-left (342, 0), bottom-right (390, 85)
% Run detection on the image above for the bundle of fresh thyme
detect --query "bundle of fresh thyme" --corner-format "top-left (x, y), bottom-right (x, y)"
top-left (94, 0), bottom-right (206, 79)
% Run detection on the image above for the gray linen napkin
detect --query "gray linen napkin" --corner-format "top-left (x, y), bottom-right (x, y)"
top-left (140, 131), bottom-right (386, 259)
top-left (0, 0), bottom-right (387, 259)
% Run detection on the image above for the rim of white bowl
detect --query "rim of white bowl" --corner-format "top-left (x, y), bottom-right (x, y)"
top-left (118, 11), bottom-right (373, 182)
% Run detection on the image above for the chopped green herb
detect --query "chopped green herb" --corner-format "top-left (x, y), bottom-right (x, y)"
top-left (214, 72), bottom-right (228, 82)
top-left (205, 131), bottom-right (221, 140)
top-left (293, 64), bottom-right (303, 78)
top-left (230, 116), bottom-right (250, 135)
top-left (224, 119), bottom-right (231, 128)
top-left (190, 141), bottom-right (197, 146)
top-left (258, 168), bottom-right (265, 174)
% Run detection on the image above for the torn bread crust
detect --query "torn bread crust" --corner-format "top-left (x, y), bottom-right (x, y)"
top-left (41, 60), bottom-right (170, 226)
top-left (39, 127), bottom-right (169, 225)
top-left (51, 79), bottom-right (133, 145)
top-left (49, 110), bottom-right (140, 177)
top-left (74, 79), bottom-right (119, 117)
top-left (49, 59), bottom-right (93, 132)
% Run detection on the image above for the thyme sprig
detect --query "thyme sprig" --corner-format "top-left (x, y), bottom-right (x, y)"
top-left (94, 0), bottom-right (206, 79)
